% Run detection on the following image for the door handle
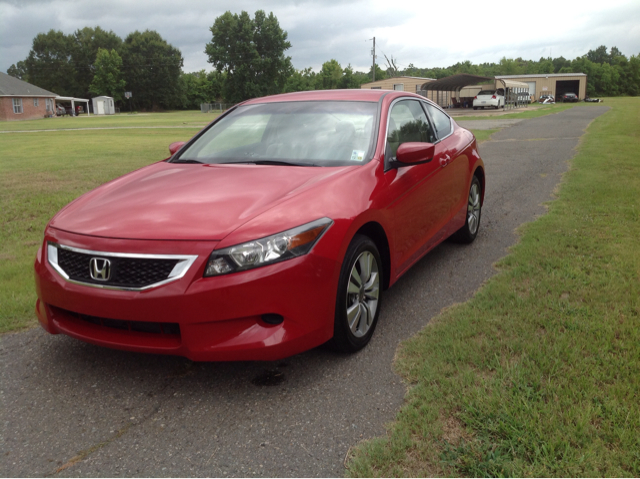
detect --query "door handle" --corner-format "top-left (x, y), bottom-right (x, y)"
top-left (439, 155), bottom-right (450, 167)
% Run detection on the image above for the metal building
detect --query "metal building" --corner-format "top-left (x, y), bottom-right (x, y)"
top-left (495, 73), bottom-right (587, 100)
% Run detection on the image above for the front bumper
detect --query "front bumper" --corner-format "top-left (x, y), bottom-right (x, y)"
top-left (34, 228), bottom-right (340, 361)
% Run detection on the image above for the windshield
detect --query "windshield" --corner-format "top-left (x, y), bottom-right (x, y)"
top-left (176, 101), bottom-right (379, 167)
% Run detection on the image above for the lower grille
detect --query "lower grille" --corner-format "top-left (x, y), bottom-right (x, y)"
top-left (55, 307), bottom-right (180, 336)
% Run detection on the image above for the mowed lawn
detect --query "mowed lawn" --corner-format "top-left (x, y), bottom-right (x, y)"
top-left (0, 113), bottom-right (211, 332)
top-left (347, 98), bottom-right (640, 476)
top-left (0, 110), bottom-right (214, 131)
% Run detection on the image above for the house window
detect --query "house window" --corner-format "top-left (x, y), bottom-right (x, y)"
top-left (46, 98), bottom-right (53, 111)
top-left (33, 98), bottom-right (39, 107)
top-left (393, 84), bottom-right (404, 91)
top-left (13, 98), bottom-right (23, 114)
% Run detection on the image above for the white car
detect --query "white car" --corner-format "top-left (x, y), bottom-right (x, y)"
top-left (473, 90), bottom-right (504, 110)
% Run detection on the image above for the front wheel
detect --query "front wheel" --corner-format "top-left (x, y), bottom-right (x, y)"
top-left (330, 235), bottom-right (382, 353)
top-left (450, 176), bottom-right (482, 244)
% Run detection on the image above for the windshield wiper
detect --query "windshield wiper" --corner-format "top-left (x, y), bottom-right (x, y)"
top-left (170, 158), bottom-right (204, 164)
top-left (225, 160), bottom-right (314, 167)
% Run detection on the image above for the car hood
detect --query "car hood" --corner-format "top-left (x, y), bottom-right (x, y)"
top-left (50, 161), bottom-right (353, 240)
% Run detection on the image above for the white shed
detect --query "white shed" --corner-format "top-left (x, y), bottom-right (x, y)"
top-left (92, 96), bottom-right (115, 115)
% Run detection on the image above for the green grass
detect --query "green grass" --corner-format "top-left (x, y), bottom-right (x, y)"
top-left (0, 110), bottom-right (215, 131)
top-left (469, 129), bottom-right (498, 142)
top-left (347, 98), bottom-right (640, 476)
top-left (0, 117), bottom-right (204, 332)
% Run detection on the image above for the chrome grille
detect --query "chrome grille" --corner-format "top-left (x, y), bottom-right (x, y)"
top-left (48, 243), bottom-right (198, 291)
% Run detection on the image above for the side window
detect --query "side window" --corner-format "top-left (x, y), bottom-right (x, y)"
top-left (386, 100), bottom-right (436, 159)
top-left (424, 103), bottom-right (452, 139)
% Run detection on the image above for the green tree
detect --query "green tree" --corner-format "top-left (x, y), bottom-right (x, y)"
top-left (179, 70), bottom-right (225, 109)
top-left (14, 27), bottom-right (123, 98)
top-left (318, 59), bottom-right (343, 89)
top-left (121, 30), bottom-right (183, 110)
top-left (552, 56), bottom-right (570, 73)
top-left (22, 30), bottom-right (79, 96)
top-left (497, 57), bottom-right (523, 75)
top-left (284, 67), bottom-right (317, 92)
top-left (205, 10), bottom-right (292, 103)
top-left (538, 58), bottom-right (555, 74)
top-left (625, 55), bottom-right (640, 96)
top-left (72, 27), bottom-right (123, 98)
top-left (587, 45), bottom-right (609, 64)
top-left (89, 48), bottom-right (126, 100)
top-left (339, 64), bottom-right (368, 89)
top-left (7, 61), bottom-right (29, 81)
top-left (367, 63), bottom-right (386, 81)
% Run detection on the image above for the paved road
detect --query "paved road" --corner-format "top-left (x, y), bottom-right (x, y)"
top-left (0, 106), bottom-right (609, 477)
top-left (456, 118), bottom-right (523, 130)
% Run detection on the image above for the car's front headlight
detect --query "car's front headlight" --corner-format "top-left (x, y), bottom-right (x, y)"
top-left (204, 218), bottom-right (333, 277)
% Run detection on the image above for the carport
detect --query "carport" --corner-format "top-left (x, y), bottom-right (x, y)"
top-left (419, 74), bottom-right (493, 109)
top-left (495, 78), bottom-right (531, 108)
top-left (419, 74), bottom-right (531, 110)
top-left (55, 96), bottom-right (90, 116)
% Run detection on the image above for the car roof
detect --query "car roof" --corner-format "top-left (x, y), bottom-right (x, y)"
top-left (241, 89), bottom-right (419, 105)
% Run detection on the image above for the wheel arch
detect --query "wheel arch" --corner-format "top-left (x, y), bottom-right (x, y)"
top-left (354, 221), bottom-right (391, 291)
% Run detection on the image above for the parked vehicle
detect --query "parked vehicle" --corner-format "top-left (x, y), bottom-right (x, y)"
top-left (584, 97), bottom-right (602, 103)
top-left (562, 92), bottom-right (579, 103)
top-left (34, 90), bottom-right (485, 361)
top-left (473, 90), bottom-right (504, 110)
top-left (539, 94), bottom-right (555, 104)
top-left (56, 105), bottom-right (67, 116)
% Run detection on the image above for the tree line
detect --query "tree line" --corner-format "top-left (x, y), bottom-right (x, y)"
top-left (8, 27), bottom-right (183, 110)
top-left (8, 11), bottom-right (640, 111)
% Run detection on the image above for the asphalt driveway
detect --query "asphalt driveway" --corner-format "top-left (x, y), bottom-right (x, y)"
top-left (0, 105), bottom-right (609, 477)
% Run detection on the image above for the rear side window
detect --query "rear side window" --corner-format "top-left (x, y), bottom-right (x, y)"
top-left (424, 103), bottom-right (452, 140)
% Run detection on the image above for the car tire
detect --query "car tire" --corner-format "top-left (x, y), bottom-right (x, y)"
top-left (330, 234), bottom-right (382, 353)
top-left (450, 175), bottom-right (482, 244)
top-left (473, 107), bottom-right (477, 110)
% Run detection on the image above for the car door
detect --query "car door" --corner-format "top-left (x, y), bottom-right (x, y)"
top-left (382, 99), bottom-right (450, 276)
top-left (423, 102), bottom-right (468, 227)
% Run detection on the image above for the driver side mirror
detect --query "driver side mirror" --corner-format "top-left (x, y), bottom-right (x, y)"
top-left (169, 141), bottom-right (186, 156)
top-left (395, 142), bottom-right (435, 166)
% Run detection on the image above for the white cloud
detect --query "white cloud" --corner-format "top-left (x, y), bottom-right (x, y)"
top-left (1, 0), bottom-right (639, 75)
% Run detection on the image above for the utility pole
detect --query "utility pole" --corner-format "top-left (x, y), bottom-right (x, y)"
top-left (369, 37), bottom-right (376, 82)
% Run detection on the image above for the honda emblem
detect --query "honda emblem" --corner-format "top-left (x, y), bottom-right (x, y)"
top-left (90, 257), bottom-right (111, 281)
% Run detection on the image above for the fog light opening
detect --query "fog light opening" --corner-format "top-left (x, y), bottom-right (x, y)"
top-left (262, 313), bottom-right (284, 325)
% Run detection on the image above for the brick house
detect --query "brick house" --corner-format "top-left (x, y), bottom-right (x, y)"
top-left (0, 71), bottom-right (58, 121)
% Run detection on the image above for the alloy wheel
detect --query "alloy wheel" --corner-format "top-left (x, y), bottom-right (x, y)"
top-left (346, 251), bottom-right (379, 338)
top-left (467, 182), bottom-right (481, 235)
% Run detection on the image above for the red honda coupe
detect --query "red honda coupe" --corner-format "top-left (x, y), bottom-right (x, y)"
top-left (34, 89), bottom-right (485, 361)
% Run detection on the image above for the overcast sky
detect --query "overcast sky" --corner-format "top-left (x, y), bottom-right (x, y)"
top-left (1, 0), bottom-right (639, 75)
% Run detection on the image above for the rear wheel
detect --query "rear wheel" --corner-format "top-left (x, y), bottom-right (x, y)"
top-left (330, 235), bottom-right (382, 353)
top-left (450, 176), bottom-right (482, 244)
top-left (473, 106), bottom-right (478, 110)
